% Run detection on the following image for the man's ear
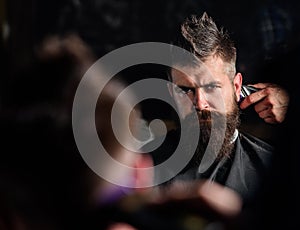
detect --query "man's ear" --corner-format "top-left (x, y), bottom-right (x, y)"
top-left (233, 73), bottom-right (242, 102)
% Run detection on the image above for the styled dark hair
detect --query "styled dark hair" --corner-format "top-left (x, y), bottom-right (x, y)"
top-left (170, 12), bottom-right (237, 80)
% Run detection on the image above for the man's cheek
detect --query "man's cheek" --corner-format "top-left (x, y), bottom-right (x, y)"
top-left (174, 95), bottom-right (194, 119)
top-left (206, 94), bottom-right (226, 113)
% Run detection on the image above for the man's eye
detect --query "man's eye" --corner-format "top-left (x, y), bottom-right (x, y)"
top-left (175, 86), bottom-right (194, 94)
top-left (204, 85), bottom-right (219, 92)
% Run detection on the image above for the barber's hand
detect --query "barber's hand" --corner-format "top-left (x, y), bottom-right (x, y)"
top-left (239, 83), bottom-right (289, 124)
top-left (98, 180), bottom-right (242, 230)
top-left (150, 180), bottom-right (242, 218)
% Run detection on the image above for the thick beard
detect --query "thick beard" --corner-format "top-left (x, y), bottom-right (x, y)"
top-left (180, 103), bottom-right (240, 167)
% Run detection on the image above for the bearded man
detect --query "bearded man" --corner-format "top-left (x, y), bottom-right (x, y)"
top-left (143, 12), bottom-right (274, 204)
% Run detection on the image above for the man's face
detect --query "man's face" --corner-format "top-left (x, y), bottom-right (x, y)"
top-left (170, 56), bottom-right (241, 119)
top-left (170, 56), bottom-right (242, 160)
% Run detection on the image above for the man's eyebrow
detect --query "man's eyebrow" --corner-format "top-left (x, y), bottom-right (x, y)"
top-left (176, 80), bottom-right (222, 88)
top-left (201, 81), bottom-right (222, 86)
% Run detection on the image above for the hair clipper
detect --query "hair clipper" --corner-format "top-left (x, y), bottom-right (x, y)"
top-left (240, 85), bottom-right (259, 101)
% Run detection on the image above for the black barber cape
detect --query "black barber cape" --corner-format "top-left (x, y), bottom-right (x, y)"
top-left (143, 128), bottom-right (274, 204)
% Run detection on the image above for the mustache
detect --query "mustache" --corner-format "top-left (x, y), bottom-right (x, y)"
top-left (197, 109), bottom-right (211, 120)
top-left (184, 109), bottom-right (225, 125)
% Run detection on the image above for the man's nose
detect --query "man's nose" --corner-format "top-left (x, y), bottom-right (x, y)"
top-left (193, 88), bottom-right (209, 110)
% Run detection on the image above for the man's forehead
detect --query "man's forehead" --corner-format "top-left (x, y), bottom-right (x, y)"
top-left (171, 64), bottom-right (215, 85)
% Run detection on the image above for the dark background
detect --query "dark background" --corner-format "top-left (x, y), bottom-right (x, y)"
top-left (3, 0), bottom-right (300, 76)
top-left (1, 0), bottom-right (300, 140)
top-left (1, 1), bottom-right (300, 229)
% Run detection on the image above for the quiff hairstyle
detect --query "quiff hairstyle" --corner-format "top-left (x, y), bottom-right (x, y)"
top-left (173, 12), bottom-right (237, 79)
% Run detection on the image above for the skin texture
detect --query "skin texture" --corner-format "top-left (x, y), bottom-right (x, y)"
top-left (169, 55), bottom-right (242, 119)
top-left (239, 83), bottom-right (289, 124)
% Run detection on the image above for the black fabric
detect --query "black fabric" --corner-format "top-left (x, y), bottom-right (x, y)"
top-left (143, 129), bottom-right (274, 204)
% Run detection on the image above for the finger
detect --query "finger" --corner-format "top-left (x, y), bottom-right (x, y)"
top-left (254, 100), bottom-right (271, 114)
top-left (198, 181), bottom-right (242, 217)
top-left (106, 223), bottom-right (137, 230)
top-left (264, 117), bottom-right (277, 124)
top-left (154, 180), bottom-right (242, 217)
top-left (239, 89), bottom-right (268, 109)
top-left (257, 107), bottom-right (272, 120)
top-left (133, 154), bottom-right (154, 190)
top-left (257, 107), bottom-right (284, 124)
top-left (264, 107), bottom-right (286, 124)
top-left (248, 82), bottom-right (272, 89)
